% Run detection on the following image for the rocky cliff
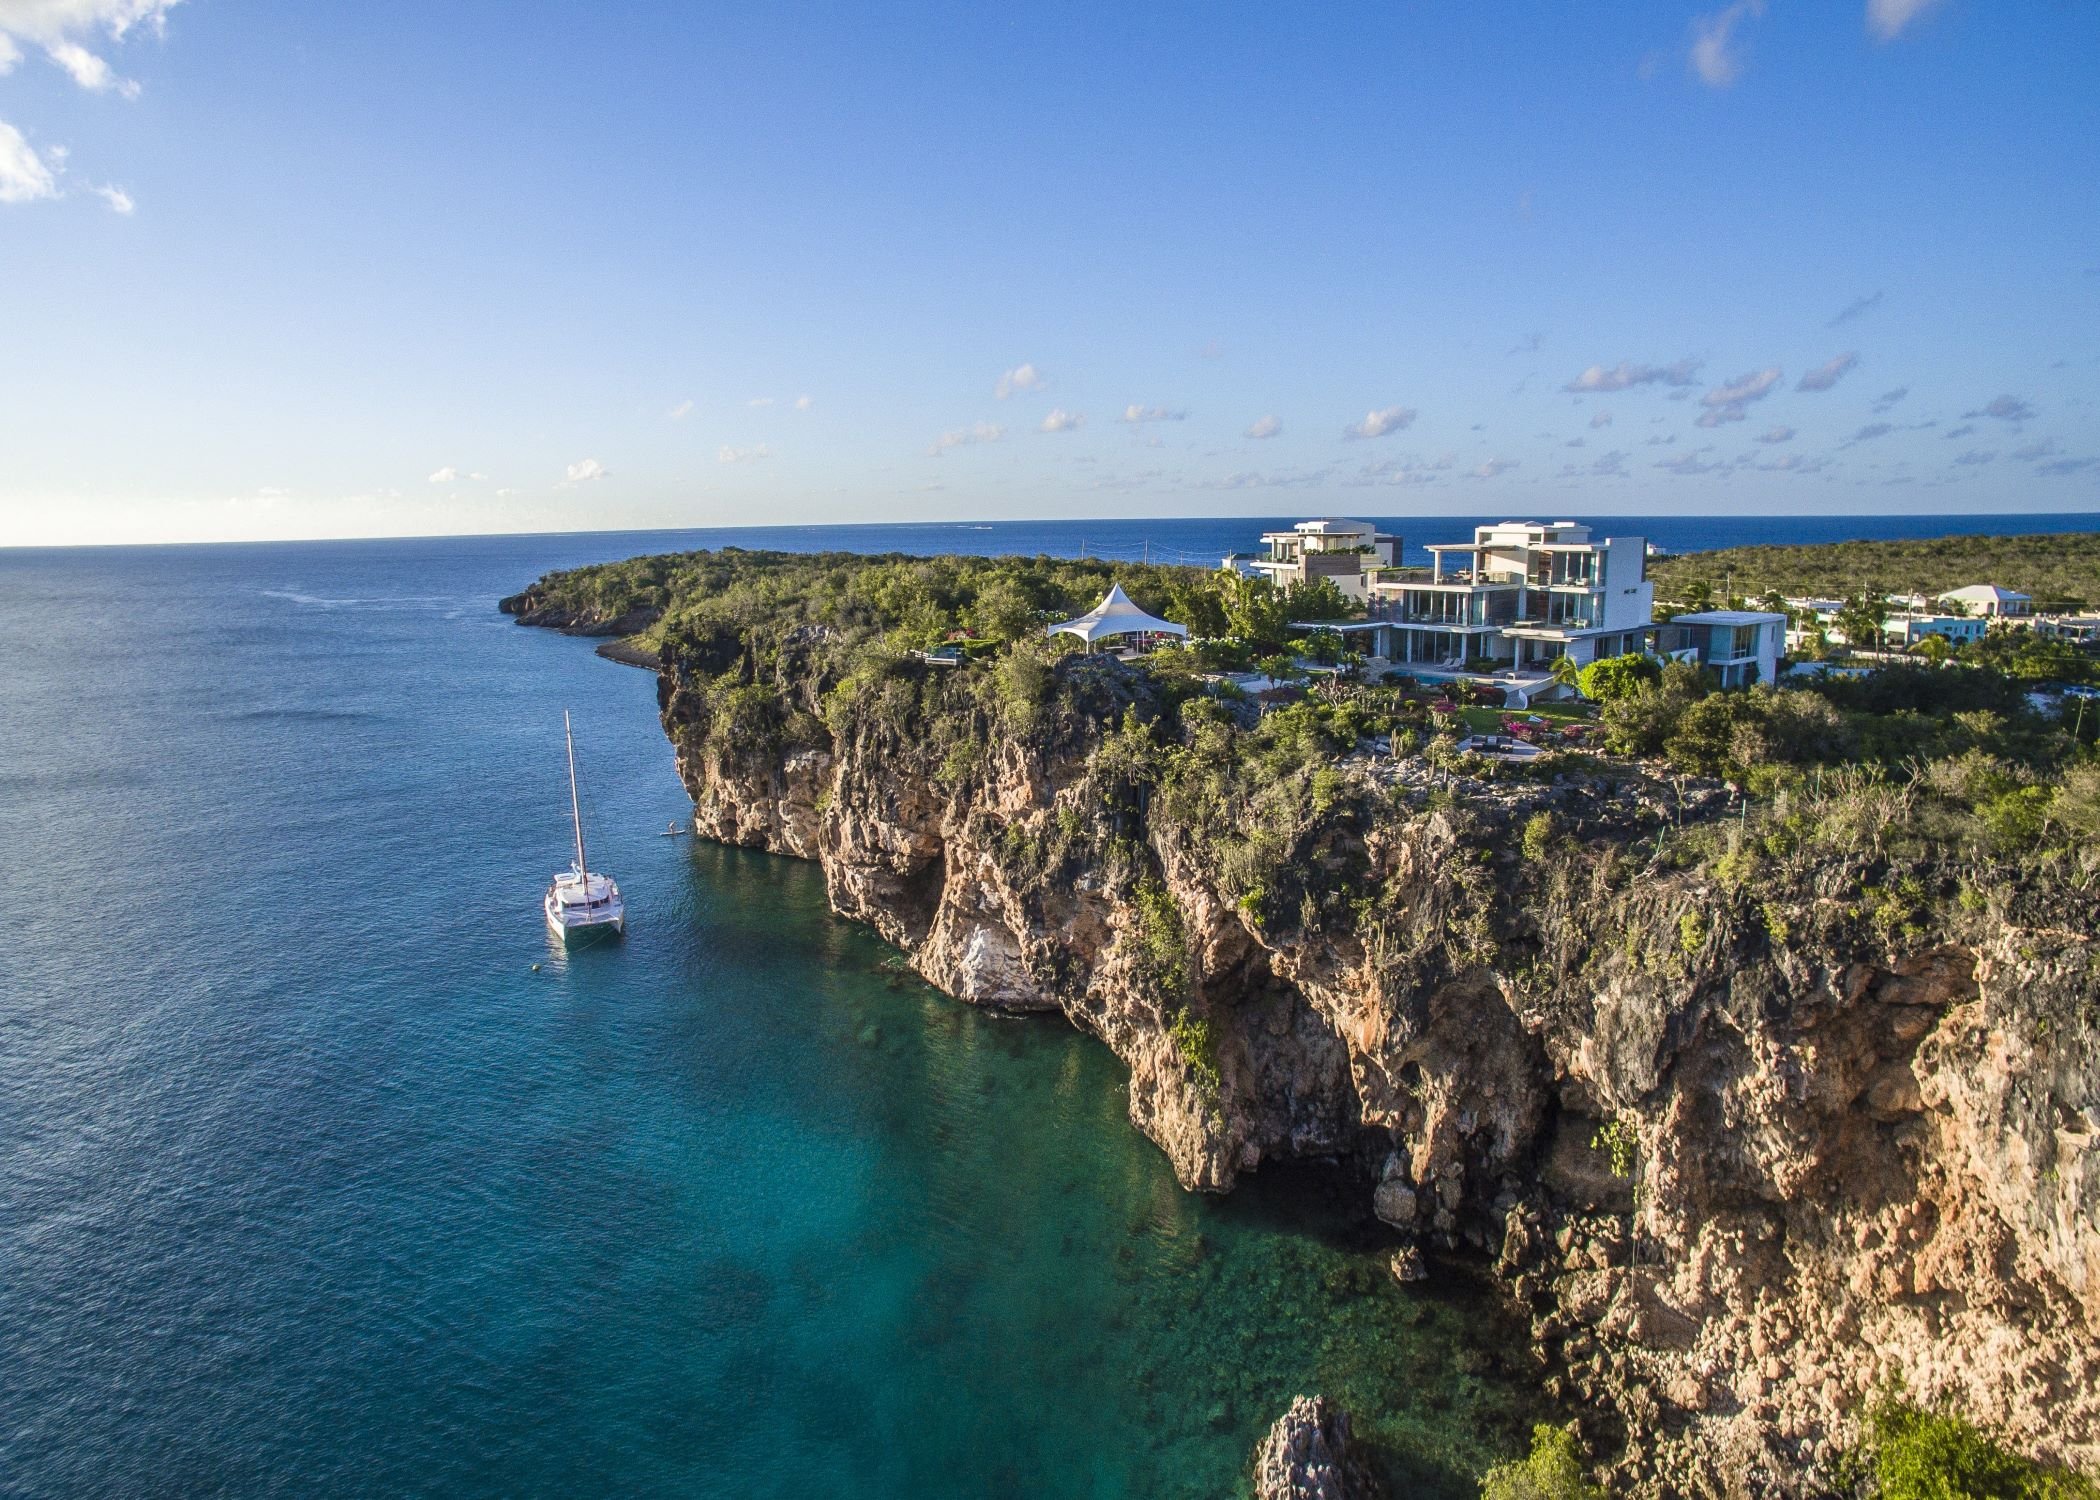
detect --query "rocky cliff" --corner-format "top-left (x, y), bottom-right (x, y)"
top-left (633, 633), bottom-right (2099, 1495)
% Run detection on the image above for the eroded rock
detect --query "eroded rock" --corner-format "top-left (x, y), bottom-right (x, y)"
top-left (1252, 1396), bottom-right (1385, 1500)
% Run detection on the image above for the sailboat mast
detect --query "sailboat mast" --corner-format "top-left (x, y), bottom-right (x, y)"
top-left (565, 710), bottom-right (588, 875)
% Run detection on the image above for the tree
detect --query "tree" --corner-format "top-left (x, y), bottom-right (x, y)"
top-left (1758, 589), bottom-right (1790, 616)
top-left (1281, 576), bottom-right (1359, 622)
top-left (1302, 627), bottom-right (1347, 666)
top-left (1912, 634), bottom-right (1953, 668)
top-left (1550, 653), bottom-right (1583, 693)
top-left (1598, 660), bottom-right (1707, 756)
top-left (1577, 651), bottom-right (1661, 703)
top-left (1220, 571), bottom-right (1291, 649)
top-left (1835, 590), bottom-right (1889, 653)
top-left (965, 574), bottom-right (1044, 644)
top-left (1680, 580), bottom-right (1715, 612)
top-left (1164, 574), bottom-right (1231, 639)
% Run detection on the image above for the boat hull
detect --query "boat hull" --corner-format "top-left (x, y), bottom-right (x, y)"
top-left (545, 872), bottom-right (625, 943)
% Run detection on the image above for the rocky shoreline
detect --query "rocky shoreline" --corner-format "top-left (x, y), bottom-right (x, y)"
top-left (507, 595), bottom-right (2100, 1495)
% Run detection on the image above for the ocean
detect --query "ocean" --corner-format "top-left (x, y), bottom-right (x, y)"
top-left (3, 513), bottom-right (2094, 1497)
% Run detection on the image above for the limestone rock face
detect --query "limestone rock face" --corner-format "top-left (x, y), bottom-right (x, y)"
top-left (641, 650), bottom-right (2100, 1497)
top-left (1253, 1396), bottom-right (1385, 1500)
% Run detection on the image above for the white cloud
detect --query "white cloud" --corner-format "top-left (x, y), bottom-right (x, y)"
top-left (1690, 0), bottom-right (1765, 88)
top-left (1245, 414), bottom-right (1282, 440)
top-left (1796, 352), bottom-right (1858, 392)
top-left (994, 363), bottom-right (1045, 399)
top-left (1468, 457), bottom-right (1520, 479)
top-left (1119, 403), bottom-right (1186, 424)
top-left (1655, 447), bottom-right (1730, 475)
top-left (1562, 358), bottom-right (1700, 393)
top-left (428, 466), bottom-right (459, 484)
top-left (1589, 410), bottom-right (1613, 429)
top-left (1343, 405), bottom-right (1417, 440)
top-left (927, 421), bottom-right (1004, 456)
top-left (0, 2), bottom-right (179, 210)
top-left (793, 394), bottom-right (812, 411)
top-left (89, 180), bottom-right (130, 213)
top-left (1697, 366), bottom-right (1781, 426)
top-left (0, 2), bottom-right (177, 100)
top-left (667, 399), bottom-right (693, 422)
top-left (1867, 0), bottom-right (1942, 41)
top-left (1756, 425), bottom-right (1795, 444)
top-left (1038, 408), bottom-right (1083, 434)
top-left (1754, 452), bottom-right (1830, 474)
top-left (1703, 367), bottom-right (1782, 407)
top-left (46, 38), bottom-right (105, 86)
top-left (0, 120), bottom-right (58, 202)
top-left (1965, 394), bottom-right (2035, 424)
top-left (747, 396), bottom-right (774, 408)
top-left (718, 443), bottom-right (772, 463)
top-left (564, 458), bottom-right (609, 482)
top-left (1827, 291), bottom-right (1884, 328)
top-left (1342, 452), bottom-right (1454, 488)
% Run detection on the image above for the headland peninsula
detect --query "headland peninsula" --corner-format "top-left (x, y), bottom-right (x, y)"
top-left (504, 524), bottom-right (2100, 1499)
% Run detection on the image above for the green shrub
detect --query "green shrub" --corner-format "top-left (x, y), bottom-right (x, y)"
top-left (1865, 1398), bottom-right (2098, 1500)
top-left (1130, 880), bottom-right (1190, 999)
top-left (1577, 652), bottom-right (1660, 704)
top-left (1168, 1008), bottom-right (1222, 1099)
top-left (1480, 1424), bottom-right (1604, 1500)
top-left (1590, 1118), bottom-right (1637, 1180)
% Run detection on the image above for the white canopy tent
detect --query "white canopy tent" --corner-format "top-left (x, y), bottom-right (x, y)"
top-left (1047, 584), bottom-right (1189, 647)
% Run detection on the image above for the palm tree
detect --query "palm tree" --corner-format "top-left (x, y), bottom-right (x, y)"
top-left (1913, 634), bottom-right (1953, 669)
top-left (1550, 653), bottom-right (1583, 696)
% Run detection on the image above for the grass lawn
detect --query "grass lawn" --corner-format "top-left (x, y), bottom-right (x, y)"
top-left (1459, 703), bottom-right (1595, 733)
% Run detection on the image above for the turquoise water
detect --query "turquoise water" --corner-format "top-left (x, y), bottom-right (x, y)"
top-left (0, 534), bottom-right (1544, 1498)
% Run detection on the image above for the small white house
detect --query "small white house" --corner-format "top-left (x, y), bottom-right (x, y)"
top-left (1937, 584), bottom-right (2032, 619)
top-left (1656, 610), bottom-right (1787, 689)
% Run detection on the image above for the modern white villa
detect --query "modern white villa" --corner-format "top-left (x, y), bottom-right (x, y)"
top-left (1240, 518), bottom-right (1401, 602)
top-left (1349, 520), bottom-right (1654, 680)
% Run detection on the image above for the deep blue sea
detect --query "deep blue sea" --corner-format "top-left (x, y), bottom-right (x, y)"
top-left (3, 513), bottom-right (2094, 1498)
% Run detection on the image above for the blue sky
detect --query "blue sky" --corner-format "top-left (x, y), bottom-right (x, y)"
top-left (1, 0), bottom-right (2095, 544)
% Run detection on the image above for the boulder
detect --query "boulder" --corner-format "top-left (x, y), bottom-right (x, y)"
top-left (1253, 1395), bottom-right (1386, 1500)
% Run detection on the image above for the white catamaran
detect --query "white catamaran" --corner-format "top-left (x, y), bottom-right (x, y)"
top-left (544, 710), bottom-right (625, 942)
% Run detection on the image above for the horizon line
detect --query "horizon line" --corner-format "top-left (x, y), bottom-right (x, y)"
top-left (8, 507), bottom-right (2100, 554)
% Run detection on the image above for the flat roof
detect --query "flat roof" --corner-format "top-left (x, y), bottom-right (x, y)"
top-left (1668, 610), bottom-right (1787, 625)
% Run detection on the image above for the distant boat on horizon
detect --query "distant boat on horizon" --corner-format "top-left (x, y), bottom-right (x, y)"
top-left (544, 710), bottom-right (624, 943)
